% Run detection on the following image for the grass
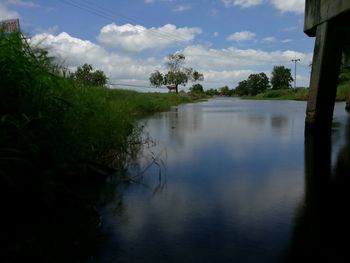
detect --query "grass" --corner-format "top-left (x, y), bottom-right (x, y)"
top-left (336, 82), bottom-right (349, 101)
top-left (240, 85), bottom-right (348, 101)
top-left (0, 33), bottom-right (195, 262)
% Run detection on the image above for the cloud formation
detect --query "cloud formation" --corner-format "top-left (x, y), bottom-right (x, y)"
top-left (222, 0), bottom-right (263, 8)
top-left (270, 0), bottom-right (305, 14)
top-left (97, 23), bottom-right (202, 52)
top-left (30, 32), bottom-right (159, 85)
top-left (222, 0), bottom-right (305, 14)
top-left (29, 30), bottom-right (312, 89)
top-left (227, 31), bottom-right (256, 42)
top-left (173, 4), bottom-right (192, 12)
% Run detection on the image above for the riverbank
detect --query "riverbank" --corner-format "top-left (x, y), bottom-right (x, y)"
top-left (0, 33), bottom-right (197, 262)
top-left (240, 84), bottom-right (348, 101)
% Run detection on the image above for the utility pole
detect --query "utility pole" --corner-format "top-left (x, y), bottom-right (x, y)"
top-left (291, 58), bottom-right (301, 88)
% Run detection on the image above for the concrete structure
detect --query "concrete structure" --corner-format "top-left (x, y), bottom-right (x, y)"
top-left (304, 0), bottom-right (350, 129)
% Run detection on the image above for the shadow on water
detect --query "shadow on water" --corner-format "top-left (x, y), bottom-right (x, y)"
top-left (1, 129), bottom-right (145, 263)
top-left (287, 117), bottom-right (350, 262)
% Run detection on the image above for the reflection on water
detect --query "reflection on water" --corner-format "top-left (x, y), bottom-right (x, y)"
top-left (95, 98), bottom-right (350, 263)
top-left (287, 116), bottom-right (350, 262)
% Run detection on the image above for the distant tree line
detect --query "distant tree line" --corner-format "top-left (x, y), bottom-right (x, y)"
top-left (187, 65), bottom-right (294, 97)
top-left (235, 66), bottom-right (293, 96)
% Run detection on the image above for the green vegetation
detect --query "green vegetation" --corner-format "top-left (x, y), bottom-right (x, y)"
top-left (71, 63), bottom-right (108, 86)
top-left (241, 88), bottom-right (309, 100)
top-left (270, 65), bottom-right (293, 90)
top-left (0, 33), bottom-right (194, 262)
top-left (236, 63), bottom-right (349, 101)
top-left (235, 72), bottom-right (270, 96)
top-left (149, 53), bottom-right (204, 93)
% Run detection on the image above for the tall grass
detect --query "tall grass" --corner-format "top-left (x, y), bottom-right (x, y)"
top-left (0, 33), bottom-right (193, 262)
top-left (241, 84), bottom-right (348, 101)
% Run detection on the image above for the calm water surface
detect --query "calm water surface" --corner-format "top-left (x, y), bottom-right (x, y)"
top-left (96, 98), bottom-right (350, 263)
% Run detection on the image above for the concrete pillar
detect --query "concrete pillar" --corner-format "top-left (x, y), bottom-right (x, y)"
top-left (305, 20), bottom-right (345, 130)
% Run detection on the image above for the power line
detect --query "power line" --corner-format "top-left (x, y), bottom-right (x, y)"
top-left (108, 82), bottom-right (167, 89)
top-left (57, 0), bottom-right (191, 43)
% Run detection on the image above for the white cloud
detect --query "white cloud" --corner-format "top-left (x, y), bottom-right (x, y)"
top-left (28, 31), bottom-right (312, 90)
top-left (221, 0), bottom-right (305, 14)
top-left (281, 39), bottom-right (293, 43)
top-left (270, 0), bottom-right (305, 14)
top-left (0, 3), bottom-right (20, 19)
top-left (222, 0), bottom-right (263, 8)
top-left (97, 23), bottom-right (201, 52)
top-left (181, 45), bottom-right (312, 87)
top-left (227, 31), bottom-right (256, 42)
top-left (6, 0), bottom-right (38, 8)
top-left (261, 36), bottom-right (277, 43)
top-left (173, 4), bottom-right (192, 12)
top-left (183, 45), bottom-right (311, 70)
top-left (29, 32), bottom-right (159, 85)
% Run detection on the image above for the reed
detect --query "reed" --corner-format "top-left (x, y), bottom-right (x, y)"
top-left (0, 33), bottom-right (193, 262)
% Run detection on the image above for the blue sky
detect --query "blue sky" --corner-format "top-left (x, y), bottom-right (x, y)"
top-left (1, 0), bottom-right (314, 91)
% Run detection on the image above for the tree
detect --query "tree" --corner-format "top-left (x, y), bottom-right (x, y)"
top-left (205, 88), bottom-right (219, 96)
top-left (149, 53), bottom-right (203, 93)
top-left (270, 66), bottom-right (293, 90)
top-left (192, 70), bottom-right (204, 82)
top-left (235, 79), bottom-right (249, 96)
top-left (234, 72), bottom-right (269, 96)
top-left (246, 72), bottom-right (269, 95)
top-left (219, 86), bottom-right (232, 96)
top-left (73, 64), bottom-right (107, 87)
top-left (190, 83), bottom-right (204, 93)
top-left (149, 70), bottom-right (164, 87)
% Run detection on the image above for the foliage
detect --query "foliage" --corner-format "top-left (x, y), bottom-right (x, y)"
top-left (0, 33), bottom-right (195, 262)
top-left (192, 70), bottom-right (204, 82)
top-left (271, 66), bottom-right (293, 90)
top-left (72, 63), bottom-right (108, 87)
top-left (149, 70), bottom-right (164, 87)
top-left (240, 88), bottom-right (307, 100)
top-left (247, 72), bottom-right (270, 95)
top-left (205, 88), bottom-right (220, 96)
top-left (336, 82), bottom-right (349, 101)
top-left (235, 79), bottom-right (249, 96)
top-left (149, 53), bottom-right (204, 93)
top-left (219, 85), bottom-right (233, 96)
top-left (190, 83), bottom-right (204, 93)
top-left (235, 72), bottom-right (269, 96)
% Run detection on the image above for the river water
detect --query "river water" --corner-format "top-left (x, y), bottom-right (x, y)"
top-left (96, 98), bottom-right (350, 263)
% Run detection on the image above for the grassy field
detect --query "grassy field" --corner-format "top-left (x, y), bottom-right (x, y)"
top-left (0, 33), bottom-right (195, 262)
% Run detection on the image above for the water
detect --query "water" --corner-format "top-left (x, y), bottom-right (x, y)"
top-left (96, 98), bottom-right (350, 263)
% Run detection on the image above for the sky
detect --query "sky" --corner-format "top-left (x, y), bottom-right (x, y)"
top-left (0, 0), bottom-right (315, 91)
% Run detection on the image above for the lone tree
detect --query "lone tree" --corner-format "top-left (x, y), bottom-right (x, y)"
top-left (149, 53), bottom-right (203, 93)
top-left (72, 64), bottom-right (107, 87)
top-left (270, 66), bottom-right (293, 90)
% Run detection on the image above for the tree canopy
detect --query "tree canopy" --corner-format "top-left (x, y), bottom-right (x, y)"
top-left (149, 53), bottom-right (203, 93)
top-left (270, 66), bottom-right (293, 90)
top-left (234, 72), bottom-right (269, 96)
top-left (72, 64), bottom-right (107, 86)
top-left (190, 83), bottom-right (204, 93)
top-left (72, 64), bottom-right (107, 87)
